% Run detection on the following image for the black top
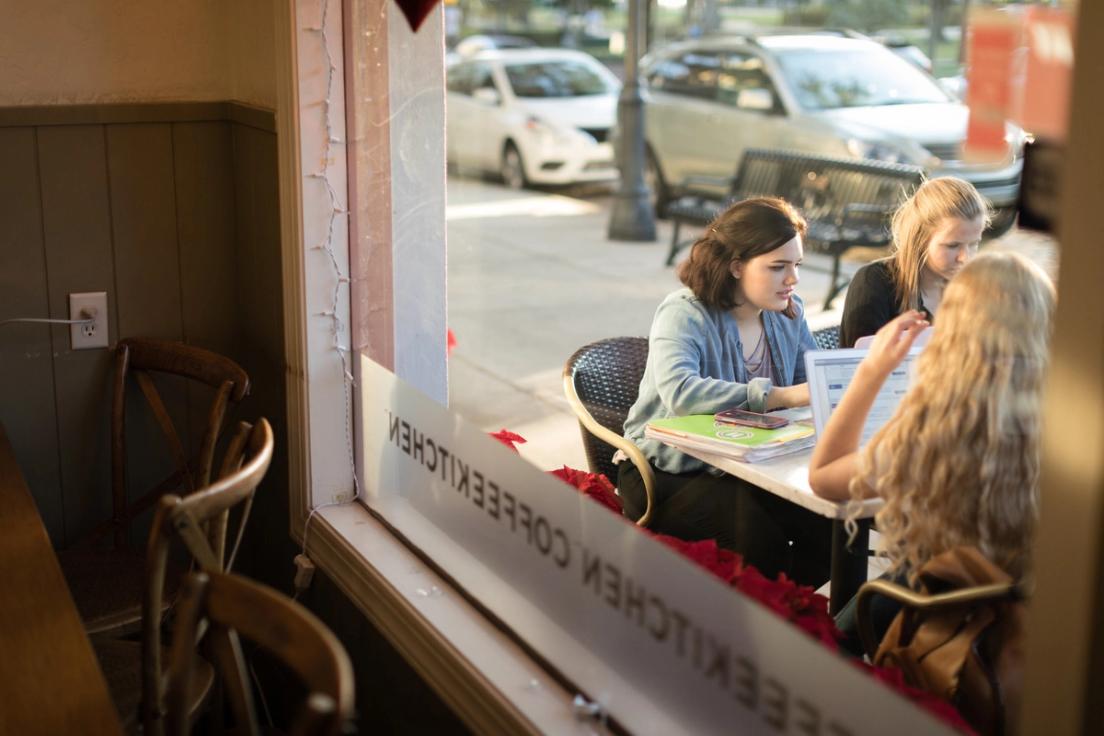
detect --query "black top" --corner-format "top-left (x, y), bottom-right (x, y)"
top-left (840, 259), bottom-right (932, 348)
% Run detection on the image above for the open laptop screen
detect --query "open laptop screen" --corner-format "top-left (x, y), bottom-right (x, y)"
top-left (805, 347), bottom-right (922, 445)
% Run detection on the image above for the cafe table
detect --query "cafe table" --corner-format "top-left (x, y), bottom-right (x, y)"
top-left (662, 442), bottom-right (882, 615)
top-left (0, 422), bottom-right (123, 735)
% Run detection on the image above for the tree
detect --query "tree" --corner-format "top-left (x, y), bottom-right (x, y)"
top-left (825, 0), bottom-right (910, 33)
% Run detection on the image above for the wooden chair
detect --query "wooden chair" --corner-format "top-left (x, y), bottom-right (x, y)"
top-left (60, 337), bottom-right (250, 636)
top-left (166, 571), bottom-right (355, 736)
top-left (91, 418), bottom-right (273, 736)
top-left (563, 337), bottom-right (655, 526)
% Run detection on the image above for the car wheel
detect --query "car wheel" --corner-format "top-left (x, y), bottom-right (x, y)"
top-left (984, 206), bottom-right (1018, 240)
top-left (501, 142), bottom-right (527, 190)
top-left (645, 148), bottom-right (670, 219)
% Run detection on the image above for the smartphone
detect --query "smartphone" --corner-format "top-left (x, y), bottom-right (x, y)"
top-left (714, 408), bottom-right (789, 429)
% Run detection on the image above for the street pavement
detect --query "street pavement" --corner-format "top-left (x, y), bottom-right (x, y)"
top-left (445, 175), bottom-right (1058, 472)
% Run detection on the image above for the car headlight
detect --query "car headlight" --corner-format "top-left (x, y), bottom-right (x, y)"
top-left (525, 116), bottom-right (575, 146)
top-left (846, 139), bottom-right (908, 164)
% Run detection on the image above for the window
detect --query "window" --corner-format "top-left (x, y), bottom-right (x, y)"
top-left (716, 52), bottom-right (782, 113)
top-left (503, 60), bottom-right (616, 98)
top-left (647, 50), bottom-right (722, 100)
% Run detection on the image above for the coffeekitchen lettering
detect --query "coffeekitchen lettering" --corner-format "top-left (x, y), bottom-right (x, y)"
top-left (386, 412), bottom-right (858, 736)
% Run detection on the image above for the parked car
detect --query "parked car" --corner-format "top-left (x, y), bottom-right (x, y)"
top-left (446, 49), bottom-right (621, 188)
top-left (637, 34), bottom-right (1025, 236)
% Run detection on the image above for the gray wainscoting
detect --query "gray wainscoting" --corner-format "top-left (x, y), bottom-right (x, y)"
top-left (0, 102), bottom-right (282, 548)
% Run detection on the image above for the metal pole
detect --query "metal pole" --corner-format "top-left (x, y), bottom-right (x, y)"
top-left (608, 0), bottom-right (656, 242)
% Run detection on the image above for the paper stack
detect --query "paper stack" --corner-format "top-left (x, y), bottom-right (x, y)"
top-left (645, 408), bottom-right (815, 463)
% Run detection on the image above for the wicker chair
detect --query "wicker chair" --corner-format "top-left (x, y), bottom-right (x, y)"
top-left (563, 337), bottom-right (655, 526)
top-left (812, 324), bottom-right (841, 350)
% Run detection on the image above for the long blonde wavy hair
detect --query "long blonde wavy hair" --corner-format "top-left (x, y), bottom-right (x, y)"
top-left (850, 252), bottom-right (1055, 583)
top-left (889, 177), bottom-right (991, 313)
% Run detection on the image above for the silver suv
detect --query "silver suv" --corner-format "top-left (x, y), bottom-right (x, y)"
top-left (640, 33), bottom-right (1025, 235)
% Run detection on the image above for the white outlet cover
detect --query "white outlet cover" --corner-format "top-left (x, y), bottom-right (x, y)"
top-left (69, 291), bottom-right (109, 349)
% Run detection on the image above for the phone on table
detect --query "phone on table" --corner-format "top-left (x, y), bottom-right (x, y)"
top-left (714, 408), bottom-right (789, 429)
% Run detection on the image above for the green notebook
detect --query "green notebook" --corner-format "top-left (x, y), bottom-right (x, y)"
top-left (645, 411), bottom-right (815, 462)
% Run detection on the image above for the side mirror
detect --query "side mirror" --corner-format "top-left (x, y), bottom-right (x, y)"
top-left (473, 87), bottom-right (501, 106)
top-left (736, 88), bottom-right (774, 112)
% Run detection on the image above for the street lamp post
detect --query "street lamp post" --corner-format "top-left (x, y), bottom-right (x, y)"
top-left (608, 0), bottom-right (656, 242)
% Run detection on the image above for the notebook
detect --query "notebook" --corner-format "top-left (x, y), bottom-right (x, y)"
top-left (645, 407), bottom-right (815, 463)
top-left (805, 347), bottom-right (922, 445)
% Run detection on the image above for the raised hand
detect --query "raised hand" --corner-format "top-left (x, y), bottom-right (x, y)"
top-left (861, 310), bottom-right (929, 380)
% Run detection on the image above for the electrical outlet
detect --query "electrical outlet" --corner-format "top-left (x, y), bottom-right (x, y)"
top-left (69, 292), bottom-right (109, 349)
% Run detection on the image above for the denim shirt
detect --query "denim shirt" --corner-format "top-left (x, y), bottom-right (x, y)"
top-left (624, 288), bottom-right (816, 474)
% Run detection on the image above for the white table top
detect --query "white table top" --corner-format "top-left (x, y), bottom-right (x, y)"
top-left (674, 444), bottom-right (883, 521)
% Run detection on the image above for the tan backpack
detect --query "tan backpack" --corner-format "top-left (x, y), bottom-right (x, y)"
top-left (861, 547), bottom-right (1027, 736)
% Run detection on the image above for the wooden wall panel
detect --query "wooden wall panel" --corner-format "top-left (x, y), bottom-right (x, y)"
top-left (232, 124), bottom-right (286, 357)
top-left (0, 128), bottom-right (64, 542)
top-left (173, 121), bottom-right (240, 460)
top-left (37, 126), bottom-right (117, 544)
top-left (0, 104), bottom-right (278, 549)
top-left (106, 123), bottom-right (194, 519)
top-left (173, 121), bottom-right (238, 352)
top-left (107, 124), bottom-right (183, 341)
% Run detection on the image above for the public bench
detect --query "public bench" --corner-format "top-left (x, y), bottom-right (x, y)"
top-left (664, 149), bottom-right (925, 309)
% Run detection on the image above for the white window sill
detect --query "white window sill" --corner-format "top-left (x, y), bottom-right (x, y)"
top-left (301, 502), bottom-right (612, 736)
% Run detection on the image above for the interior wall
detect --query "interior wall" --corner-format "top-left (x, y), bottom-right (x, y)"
top-left (0, 104), bottom-right (280, 547)
top-left (0, 0), bottom-right (276, 108)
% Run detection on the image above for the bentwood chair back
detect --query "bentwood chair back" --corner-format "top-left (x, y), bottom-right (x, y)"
top-left (563, 337), bottom-right (656, 526)
top-left (166, 571), bottom-right (355, 736)
top-left (89, 419), bottom-right (273, 736)
top-left (60, 338), bottom-right (250, 636)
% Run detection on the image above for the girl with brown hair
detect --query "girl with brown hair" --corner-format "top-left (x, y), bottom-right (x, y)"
top-left (621, 197), bottom-right (832, 584)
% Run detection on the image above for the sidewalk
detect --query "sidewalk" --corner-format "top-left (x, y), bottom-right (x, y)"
top-left (446, 176), bottom-right (1057, 472)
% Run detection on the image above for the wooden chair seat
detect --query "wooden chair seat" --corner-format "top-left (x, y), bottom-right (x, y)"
top-left (59, 548), bottom-right (183, 636)
top-left (94, 637), bottom-right (213, 735)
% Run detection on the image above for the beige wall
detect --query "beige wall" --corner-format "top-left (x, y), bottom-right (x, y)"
top-left (0, 0), bottom-right (275, 108)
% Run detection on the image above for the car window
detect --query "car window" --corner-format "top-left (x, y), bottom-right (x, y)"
top-left (646, 50), bottom-right (722, 101)
top-left (715, 53), bottom-right (781, 112)
top-left (446, 64), bottom-right (475, 95)
top-left (503, 60), bottom-right (615, 98)
top-left (773, 46), bottom-right (949, 110)
top-left (471, 63), bottom-right (498, 92)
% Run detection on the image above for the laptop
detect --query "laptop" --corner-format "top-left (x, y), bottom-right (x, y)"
top-left (805, 347), bottom-right (923, 445)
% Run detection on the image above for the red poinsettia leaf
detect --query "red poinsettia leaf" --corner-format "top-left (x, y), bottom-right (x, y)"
top-left (651, 534), bottom-right (742, 583)
top-left (548, 466), bottom-right (623, 514)
top-left (489, 429), bottom-right (526, 452)
top-left (394, 0), bottom-right (440, 32)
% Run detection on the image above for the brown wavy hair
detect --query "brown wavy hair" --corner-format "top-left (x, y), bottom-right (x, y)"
top-left (889, 177), bottom-right (991, 313)
top-left (847, 252), bottom-right (1055, 583)
top-left (678, 197), bottom-right (807, 317)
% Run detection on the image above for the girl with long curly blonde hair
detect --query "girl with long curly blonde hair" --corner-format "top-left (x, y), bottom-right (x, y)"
top-left (810, 251), bottom-right (1054, 583)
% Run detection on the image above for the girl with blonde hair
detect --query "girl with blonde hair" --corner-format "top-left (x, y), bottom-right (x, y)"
top-left (809, 251), bottom-right (1054, 652)
top-left (839, 176), bottom-right (991, 347)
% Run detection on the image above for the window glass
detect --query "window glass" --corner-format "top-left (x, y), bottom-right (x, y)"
top-left (715, 53), bottom-right (780, 112)
top-left (504, 60), bottom-right (616, 98)
top-left (446, 63), bottom-right (474, 95)
top-left (645, 50), bottom-right (722, 100)
top-left (774, 47), bottom-right (949, 110)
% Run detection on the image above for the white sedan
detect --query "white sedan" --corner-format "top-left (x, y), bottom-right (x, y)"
top-left (446, 49), bottom-right (621, 188)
